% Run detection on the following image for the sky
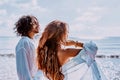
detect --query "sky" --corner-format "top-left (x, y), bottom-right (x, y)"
top-left (0, 0), bottom-right (120, 39)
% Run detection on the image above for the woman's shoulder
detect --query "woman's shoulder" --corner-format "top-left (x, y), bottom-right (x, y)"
top-left (60, 48), bottom-right (80, 59)
top-left (57, 48), bottom-right (81, 65)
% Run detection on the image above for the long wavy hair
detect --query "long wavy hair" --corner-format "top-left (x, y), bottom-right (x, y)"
top-left (37, 20), bottom-right (68, 80)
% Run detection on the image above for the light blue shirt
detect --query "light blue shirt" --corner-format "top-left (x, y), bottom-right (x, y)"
top-left (15, 36), bottom-right (37, 80)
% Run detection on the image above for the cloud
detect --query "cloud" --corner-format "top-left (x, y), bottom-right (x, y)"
top-left (0, 0), bottom-right (17, 5)
top-left (0, 0), bottom-right (48, 37)
top-left (69, 22), bottom-right (120, 39)
top-left (96, 26), bottom-right (120, 37)
top-left (0, 0), bottom-right (120, 39)
top-left (70, 5), bottom-right (120, 39)
top-left (0, 9), bottom-right (8, 25)
top-left (75, 6), bottom-right (107, 23)
top-left (0, 0), bottom-right (7, 5)
top-left (31, 0), bottom-right (37, 6)
top-left (12, 0), bottom-right (48, 13)
top-left (0, 11), bottom-right (24, 37)
top-left (0, 9), bottom-right (7, 15)
top-left (69, 23), bottom-right (102, 39)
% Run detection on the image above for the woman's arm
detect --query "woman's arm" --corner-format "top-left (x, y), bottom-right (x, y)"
top-left (62, 40), bottom-right (84, 48)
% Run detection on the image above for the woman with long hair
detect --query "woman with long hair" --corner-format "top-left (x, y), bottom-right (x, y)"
top-left (36, 20), bottom-right (106, 80)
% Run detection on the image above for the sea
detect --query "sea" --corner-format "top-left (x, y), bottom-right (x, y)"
top-left (0, 36), bottom-right (120, 80)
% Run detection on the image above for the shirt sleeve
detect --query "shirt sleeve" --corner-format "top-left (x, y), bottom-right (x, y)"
top-left (82, 41), bottom-right (101, 79)
top-left (33, 70), bottom-right (44, 80)
top-left (81, 41), bottom-right (98, 66)
top-left (16, 47), bottom-right (32, 80)
top-left (83, 41), bottom-right (98, 60)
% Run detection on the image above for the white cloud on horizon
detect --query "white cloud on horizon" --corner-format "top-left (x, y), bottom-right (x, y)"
top-left (68, 23), bottom-right (120, 39)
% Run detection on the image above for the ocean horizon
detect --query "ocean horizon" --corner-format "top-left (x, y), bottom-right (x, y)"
top-left (0, 36), bottom-right (120, 57)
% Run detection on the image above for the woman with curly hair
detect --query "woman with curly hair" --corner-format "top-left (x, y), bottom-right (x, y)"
top-left (37, 20), bottom-right (106, 80)
top-left (14, 15), bottom-right (40, 80)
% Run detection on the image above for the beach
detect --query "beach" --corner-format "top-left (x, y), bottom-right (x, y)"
top-left (0, 56), bottom-right (18, 80)
top-left (0, 55), bottom-right (120, 80)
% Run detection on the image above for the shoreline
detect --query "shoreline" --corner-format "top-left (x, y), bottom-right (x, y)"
top-left (0, 53), bottom-right (120, 59)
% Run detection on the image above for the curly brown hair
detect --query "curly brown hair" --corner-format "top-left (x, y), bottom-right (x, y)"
top-left (14, 15), bottom-right (38, 36)
top-left (37, 20), bottom-right (68, 80)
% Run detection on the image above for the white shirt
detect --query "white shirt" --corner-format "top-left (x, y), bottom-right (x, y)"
top-left (15, 36), bottom-right (37, 80)
top-left (36, 41), bottom-right (107, 80)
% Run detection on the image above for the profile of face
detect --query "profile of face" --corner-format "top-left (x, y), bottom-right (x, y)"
top-left (31, 18), bottom-right (40, 33)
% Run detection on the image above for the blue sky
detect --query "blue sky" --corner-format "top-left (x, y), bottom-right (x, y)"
top-left (0, 0), bottom-right (120, 39)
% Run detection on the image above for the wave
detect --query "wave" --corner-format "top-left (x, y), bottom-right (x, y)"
top-left (0, 53), bottom-right (15, 57)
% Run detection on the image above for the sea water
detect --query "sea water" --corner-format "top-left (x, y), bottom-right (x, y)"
top-left (0, 36), bottom-right (120, 80)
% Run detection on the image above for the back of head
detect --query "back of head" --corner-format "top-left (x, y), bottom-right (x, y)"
top-left (37, 20), bottom-right (68, 80)
top-left (14, 15), bottom-right (38, 36)
top-left (40, 20), bottom-right (68, 48)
